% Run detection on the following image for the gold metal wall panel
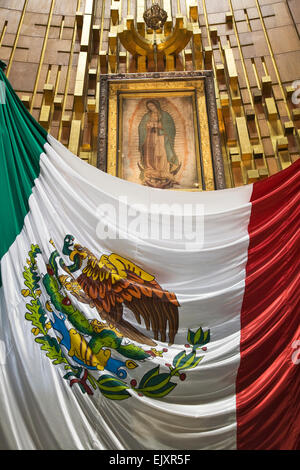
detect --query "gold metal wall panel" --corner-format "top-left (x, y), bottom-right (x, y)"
top-left (0, 0), bottom-right (299, 187)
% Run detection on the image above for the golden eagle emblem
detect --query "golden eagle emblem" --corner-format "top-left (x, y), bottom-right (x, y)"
top-left (61, 235), bottom-right (179, 346)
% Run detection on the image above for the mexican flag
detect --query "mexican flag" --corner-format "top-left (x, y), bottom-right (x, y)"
top-left (0, 61), bottom-right (299, 450)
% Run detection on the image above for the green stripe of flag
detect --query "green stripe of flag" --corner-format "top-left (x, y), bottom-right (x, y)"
top-left (0, 62), bottom-right (47, 287)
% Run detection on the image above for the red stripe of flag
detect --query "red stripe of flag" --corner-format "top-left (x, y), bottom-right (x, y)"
top-left (236, 159), bottom-right (300, 450)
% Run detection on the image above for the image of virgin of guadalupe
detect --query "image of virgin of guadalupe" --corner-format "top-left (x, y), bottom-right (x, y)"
top-left (138, 99), bottom-right (181, 189)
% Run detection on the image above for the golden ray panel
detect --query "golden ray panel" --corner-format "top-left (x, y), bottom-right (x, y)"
top-left (0, 0), bottom-right (299, 188)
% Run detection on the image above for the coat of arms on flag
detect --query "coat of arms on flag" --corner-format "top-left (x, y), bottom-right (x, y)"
top-left (22, 237), bottom-right (210, 399)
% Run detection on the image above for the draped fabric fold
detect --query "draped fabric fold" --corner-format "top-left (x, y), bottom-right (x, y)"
top-left (237, 162), bottom-right (300, 450)
top-left (0, 65), bottom-right (299, 450)
top-left (0, 64), bottom-right (47, 286)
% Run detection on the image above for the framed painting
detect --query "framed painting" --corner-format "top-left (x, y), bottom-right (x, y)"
top-left (98, 72), bottom-right (225, 190)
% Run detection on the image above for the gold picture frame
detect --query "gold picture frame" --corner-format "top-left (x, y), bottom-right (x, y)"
top-left (98, 72), bottom-right (225, 190)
